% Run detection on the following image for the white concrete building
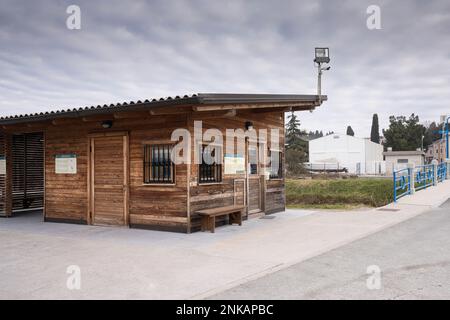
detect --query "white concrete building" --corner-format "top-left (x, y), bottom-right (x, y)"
top-left (308, 133), bottom-right (385, 175)
top-left (383, 150), bottom-right (425, 176)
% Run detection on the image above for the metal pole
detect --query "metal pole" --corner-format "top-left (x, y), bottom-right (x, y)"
top-left (446, 116), bottom-right (449, 160)
top-left (317, 63), bottom-right (322, 104)
top-left (393, 170), bottom-right (397, 202)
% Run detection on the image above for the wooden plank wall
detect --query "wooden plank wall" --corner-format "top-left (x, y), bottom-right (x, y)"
top-left (12, 133), bottom-right (44, 211)
top-left (45, 126), bottom-right (89, 223)
top-left (3, 108), bottom-right (285, 232)
top-left (189, 111), bottom-right (285, 231)
top-left (44, 113), bottom-right (189, 231)
top-left (127, 115), bottom-right (188, 232)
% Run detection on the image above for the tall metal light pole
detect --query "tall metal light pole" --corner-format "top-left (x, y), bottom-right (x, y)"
top-left (314, 48), bottom-right (331, 105)
top-left (440, 115), bottom-right (450, 160)
top-left (446, 116), bottom-right (449, 159)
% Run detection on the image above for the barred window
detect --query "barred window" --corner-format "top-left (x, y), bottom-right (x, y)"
top-left (199, 144), bottom-right (222, 184)
top-left (144, 144), bottom-right (175, 184)
top-left (249, 147), bottom-right (258, 175)
top-left (269, 149), bottom-right (283, 179)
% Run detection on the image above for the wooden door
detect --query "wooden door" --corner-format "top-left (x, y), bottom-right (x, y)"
top-left (247, 143), bottom-right (263, 215)
top-left (90, 133), bottom-right (128, 226)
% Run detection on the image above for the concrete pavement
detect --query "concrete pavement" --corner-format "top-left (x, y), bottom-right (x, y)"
top-left (211, 200), bottom-right (450, 300)
top-left (0, 180), bottom-right (449, 299)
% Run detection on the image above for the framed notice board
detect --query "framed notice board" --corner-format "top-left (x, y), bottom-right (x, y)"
top-left (55, 154), bottom-right (77, 174)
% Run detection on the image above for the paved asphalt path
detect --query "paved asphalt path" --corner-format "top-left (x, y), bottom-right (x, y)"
top-left (211, 201), bottom-right (450, 300)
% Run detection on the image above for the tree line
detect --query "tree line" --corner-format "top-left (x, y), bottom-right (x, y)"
top-left (285, 111), bottom-right (445, 176)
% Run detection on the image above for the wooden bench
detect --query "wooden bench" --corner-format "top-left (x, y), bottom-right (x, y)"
top-left (196, 205), bottom-right (245, 233)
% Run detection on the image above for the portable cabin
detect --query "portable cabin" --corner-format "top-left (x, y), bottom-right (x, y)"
top-left (0, 93), bottom-right (326, 233)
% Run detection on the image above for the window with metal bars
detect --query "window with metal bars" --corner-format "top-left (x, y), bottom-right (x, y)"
top-left (143, 144), bottom-right (175, 184)
top-left (199, 144), bottom-right (222, 184)
top-left (249, 147), bottom-right (258, 175)
top-left (269, 149), bottom-right (283, 179)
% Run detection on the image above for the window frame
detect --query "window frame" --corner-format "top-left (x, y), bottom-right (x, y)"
top-left (248, 145), bottom-right (259, 175)
top-left (269, 148), bottom-right (283, 180)
top-left (198, 143), bottom-right (223, 184)
top-left (143, 143), bottom-right (176, 185)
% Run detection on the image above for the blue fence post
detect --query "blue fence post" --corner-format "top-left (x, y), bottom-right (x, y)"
top-left (393, 170), bottom-right (397, 202)
top-left (432, 160), bottom-right (438, 186)
top-left (407, 163), bottom-right (414, 195)
top-left (447, 159), bottom-right (450, 180)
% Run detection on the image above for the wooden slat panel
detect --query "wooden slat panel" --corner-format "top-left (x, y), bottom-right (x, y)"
top-left (92, 135), bottom-right (126, 226)
top-left (11, 132), bottom-right (44, 211)
top-left (248, 178), bottom-right (261, 212)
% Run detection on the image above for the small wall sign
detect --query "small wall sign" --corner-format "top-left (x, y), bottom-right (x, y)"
top-left (224, 154), bottom-right (245, 175)
top-left (0, 156), bottom-right (5, 175)
top-left (55, 154), bottom-right (77, 174)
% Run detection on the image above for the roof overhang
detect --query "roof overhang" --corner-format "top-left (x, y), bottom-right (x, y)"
top-left (0, 93), bottom-right (327, 126)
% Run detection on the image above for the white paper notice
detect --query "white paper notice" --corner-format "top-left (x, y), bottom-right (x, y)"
top-left (55, 154), bottom-right (77, 174)
top-left (224, 154), bottom-right (245, 175)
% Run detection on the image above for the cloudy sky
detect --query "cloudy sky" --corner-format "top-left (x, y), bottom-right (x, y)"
top-left (1, 0), bottom-right (449, 136)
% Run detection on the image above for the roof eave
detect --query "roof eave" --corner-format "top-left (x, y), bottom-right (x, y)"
top-left (0, 93), bottom-right (326, 126)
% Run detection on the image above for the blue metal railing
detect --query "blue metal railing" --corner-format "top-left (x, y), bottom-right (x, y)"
top-left (414, 165), bottom-right (434, 191)
top-left (393, 168), bottom-right (411, 201)
top-left (393, 162), bottom-right (448, 202)
top-left (437, 162), bottom-right (447, 183)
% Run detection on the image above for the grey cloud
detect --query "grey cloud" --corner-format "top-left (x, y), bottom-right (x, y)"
top-left (0, 0), bottom-right (449, 136)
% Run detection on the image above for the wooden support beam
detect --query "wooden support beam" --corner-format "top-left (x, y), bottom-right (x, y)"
top-left (26, 121), bottom-right (51, 128)
top-left (191, 109), bottom-right (237, 119)
top-left (2, 123), bottom-right (48, 133)
top-left (51, 118), bottom-right (81, 126)
top-left (149, 106), bottom-right (192, 116)
top-left (113, 111), bottom-right (149, 119)
top-left (192, 102), bottom-right (315, 112)
top-left (82, 115), bottom-right (114, 122)
top-left (252, 107), bottom-right (293, 114)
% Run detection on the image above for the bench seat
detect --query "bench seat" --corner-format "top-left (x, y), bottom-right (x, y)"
top-left (196, 205), bottom-right (245, 233)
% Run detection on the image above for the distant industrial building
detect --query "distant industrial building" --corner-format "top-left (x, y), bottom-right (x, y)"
top-left (308, 133), bottom-right (385, 175)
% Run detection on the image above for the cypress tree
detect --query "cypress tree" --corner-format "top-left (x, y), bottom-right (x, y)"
top-left (346, 126), bottom-right (355, 136)
top-left (370, 114), bottom-right (380, 143)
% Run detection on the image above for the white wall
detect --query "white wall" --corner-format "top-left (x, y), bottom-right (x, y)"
top-left (364, 139), bottom-right (385, 174)
top-left (309, 134), bottom-right (385, 175)
top-left (385, 154), bottom-right (425, 176)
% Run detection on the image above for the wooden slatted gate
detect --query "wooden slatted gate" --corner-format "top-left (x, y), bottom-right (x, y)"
top-left (11, 132), bottom-right (44, 212)
top-left (0, 134), bottom-right (6, 214)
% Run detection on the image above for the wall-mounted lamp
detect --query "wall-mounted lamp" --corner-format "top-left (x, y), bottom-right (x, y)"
top-left (245, 121), bottom-right (254, 131)
top-left (101, 120), bottom-right (113, 129)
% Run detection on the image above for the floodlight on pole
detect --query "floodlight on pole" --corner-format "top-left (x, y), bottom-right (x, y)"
top-left (314, 47), bottom-right (331, 105)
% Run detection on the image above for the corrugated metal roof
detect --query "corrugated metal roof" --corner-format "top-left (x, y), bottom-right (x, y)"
top-left (0, 93), bottom-right (326, 125)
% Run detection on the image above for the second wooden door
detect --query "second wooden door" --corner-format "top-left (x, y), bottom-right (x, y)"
top-left (90, 134), bottom-right (128, 226)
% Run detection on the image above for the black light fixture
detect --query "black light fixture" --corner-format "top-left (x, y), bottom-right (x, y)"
top-left (314, 47), bottom-right (330, 64)
top-left (245, 121), bottom-right (254, 131)
top-left (101, 120), bottom-right (113, 129)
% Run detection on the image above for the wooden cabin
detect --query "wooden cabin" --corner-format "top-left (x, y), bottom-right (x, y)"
top-left (0, 93), bottom-right (326, 233)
